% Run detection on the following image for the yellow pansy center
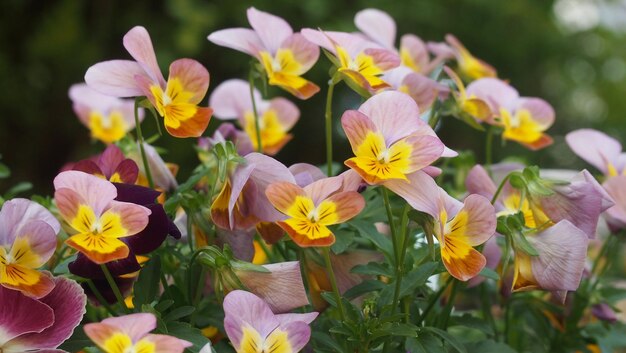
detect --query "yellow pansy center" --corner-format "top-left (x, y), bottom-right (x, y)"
top-left (238, 325), bottom-right (292, 353)
top-left (0, 237), bottom-right (43, 288)
top-left (348, 132), bottom-right (412, 182)
top-left (283, 196), bottom-right (338, 240)
top-left (89, 110), bottom-right (128, 144)
top-left (436, 209), bottom-right (473, 263)
top-left (150, 78), bottom-right (197, 129)
top-left (243, 109), bottom-right (287, 151)
top-left (335, 46), bottom-right (387, 89)
top-left (500, 108), bottom-right (544, 144)
top-left (102, 332), bottom-right (155, 353)
top-left (260, 50), bottom-right (310, 92)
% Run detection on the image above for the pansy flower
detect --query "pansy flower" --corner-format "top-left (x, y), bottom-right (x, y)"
top-left (0, 198), bottom-right (60, 298)
top-left (444, 34), bottom-right (497, 80)
top-left (86, 26), bottom-right (212, 138)
top-left (387, 171), bottom-right (496, 281)
top-left (72, 144), bottom-right (139, 184)
top-left (0, 277), bottom-right (86, 353)
top-left (301, 29), bottom-right (399, 95)
top-left (69, 83), bottom-right (143, 144)
top-left (566, 129), bottom-right (626, 178)
top-left (54, 171), bottom-right (151, 264)
top-left (84, 313), bottom-right (191, 353)
top-left (444, 67), bottom-right (492, 122)
top-left (265, 175), bottom-right (365, 247)
top-left (210, 79), bottom-right (300, 155)
top-left (341, 91), bottom-right (453, 185)
top-left (223, 290), bottom-right (318, 353)
top-left (208, 7), bottom-right (320, 99)
top-left (464, 77), bottom-right (555, 150)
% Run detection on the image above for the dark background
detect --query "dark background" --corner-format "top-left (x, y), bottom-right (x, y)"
top-left (1, 0), bottom-right (625, 195)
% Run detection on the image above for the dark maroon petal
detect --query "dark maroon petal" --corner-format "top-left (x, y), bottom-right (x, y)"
top-left (69, 252), bottom-right (141, 279)
top-left (114, 183), bottom-right (160, 205)
top-left (72, 160), bottom-right (104, 177)
top-left (114, 159), bottom-right (140, 184)
top-left (98, 145), bottom-right (126, 178)
top-left (124, 204), bottom-right (170, 254)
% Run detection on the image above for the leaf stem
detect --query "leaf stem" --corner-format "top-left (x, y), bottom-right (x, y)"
top-left (100, 264), bottom-right (130, 314)
top-left (322, 246), bottom-right (346, 321)
top-left (134, 98), bottom-right (154, 189)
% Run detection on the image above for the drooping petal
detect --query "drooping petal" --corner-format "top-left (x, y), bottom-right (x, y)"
top-left (358, 91), bottom-right (422, 145)
top-left (223, 290), bottom-right (279, 346)
top-left (0, 284), bottom-right (53, 346)
top-left (0, 198), bottom-right (60, 246)
top-left (207, 28), bottom-right (264, 58)
top-left (168, 58), bottom-right (210, 105)
top-left (566, 129), bottom-right (622, 175)
top-left (354, 8), bottom-right (397, 49)
top-left (8, 277), bottom-right (86, 350)
top-left (122, 26), bottom-right (166, 86)
top-left (85, 60), bottom-right (147, 97)
top-left (54, 171), bottom-right (118, 217)
top-left (247, 7), bottom-right (293, 54)
top-left (235, 261), bottom-right (309, 313)
top-left (383, 170), bottom-right (442, 218)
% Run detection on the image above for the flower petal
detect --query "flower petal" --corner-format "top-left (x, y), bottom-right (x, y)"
top-left (0, 198), bottom-right (60, 246)
top-left (246, 153), bottom-right (296, 222)
top-left (101, 313), bottom-right (156, 342)
top-left (223, 290), bottom-right (279, 346)
top-left (442, 244), bottom-right (486, 281)
top-left (123, 26), bottom-right (166, 86)
top-left (566, 129), bottom-right (622, 175)
top-left (279, 33), bottom-right (320, 75)
top-left (266, 182), bottom-right (306, 216)
top-left (143, 334), bottom-right (192, 353)
top-left (383, 170), bottom-right (441, 218)
top-left (0, 283), bottom-right (53, 345)
top-left (54, 171), bottom-right (118, 217)
top-left (303, 176), bottom-right (343, 205)
top-left (324, 191), bottom-right (365, 224)
top-left (207, 28), bottom-right (263, 58)
top-left (85, 60), bottom-right (147, 97)
top-left (341, 109), bottom-right (379, 157)
top-left (168, 58), bottom-right (210, 105)
top-left (465, 77), bottom-right (518, 112)
top-left (515, 97), bottom-right (554, 130)
top-left (448, 194), bottom-right (496, 246)
top-left (210, 79), bottom-right (259, 119)
top-left (247, 7), bottom-right (293, 54)
top-left (400, 34), bottom-right (430, 73)
top-left (106, 201), bottom-right (151, 236)
top-left (164, 106), bottom-right (212, 138)
top-left (358, 91), bottom-right (422, 145)
top-left (289, 163), bottom-right (326, 187)
top-left (354, 8), bottom-right (396, 49)
top-left (12, 220), bottom-right (57, 267)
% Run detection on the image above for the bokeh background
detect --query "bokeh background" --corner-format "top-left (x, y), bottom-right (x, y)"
top-left (1, 0), bottom-right (625, 195)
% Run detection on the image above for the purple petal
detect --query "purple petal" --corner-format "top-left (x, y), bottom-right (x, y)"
top-left (0, 285), bottom-right (53, 345)
top-left (68, 251), bottom-right (140, 279)
top-left (216, 227), bottom-right (255, 262)
top-left (245, 153), bottom-right (296, 222)
top-left (289, 163), bottom-right (326, 187)
top-left (603, 176), bottom-right (626, 230)
top-left (223, 290), bottom-right (279, 345)
top-left (98, 145), bottom-right (126, 178)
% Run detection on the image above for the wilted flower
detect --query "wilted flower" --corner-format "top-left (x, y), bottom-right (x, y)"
top-left (54, 171), bottom-right (151, 264)
top-left (0, 277), bottom-right (86, 352)
top-left (210, 79), bottom-right (300, 155)
top-left (301, 29), bottom-right (399, 95)
top-left (265, 175), bottom-right (365, 247)
top-left (84, 313), bottom-right (191, 353)
top-left (0, 198), bottom-right (60, 298)
top-left (223, 290), bottom-right (317, 353)
top-left (86, 26), bottom-right (212, 137)
top-left (208, 7), bottom-right (320, 99)
top-left (69, 83), bottom-right (143, 144)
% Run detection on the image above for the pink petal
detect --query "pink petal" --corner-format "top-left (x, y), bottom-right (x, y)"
top-left (529, 220), bottom-right (589, 291)
top-left (133, 143), bottom-right (178, 191)
top-left (426, 41), bottom-right (455, 59)
top-left (303, 176), bottom-right (343, 205)
top-left (341, 109), bottom-right (379, 156)
top-left (10, 277), bottom-right (86, 350)
top-left (566, 129), bottom-right (622, 175)
top-left (98, 144), bottom-right (126, 178)
top-left (245, 153), bottom-right (296, 222)
top-left (223, 290), bottom-right (279, 345)
top-left (101, 313), bottom-right (156, 342)
top-left (280, 33), bottom-right (320, 74)
top-left (515, 97), bottom-right (554, 130)
top-left (168, 58), bottom-right (210, 105)
top-left (228, 163), bottom-right (256, 229)
top-left (210, 79), bottom-right (259, 120)
top-left (216, 227), bottom-right (255, 262)
top-left (0, 198), bottom-right (60, 246)
top-left (236, 261), bottom-right (309, 313)
top-left (289, 163), bottom-right (326, 187)
top-left (144, 334), bottom-right (192, 353)
top-left (465, 165), bottom-right (497, 201)
top-left (106, 201), bottom-right (151, 236)
top-left (85, 60), bottom-right (147, 97)
top-left (269, 97), bottom-right (300, 131)
top-left (363, 48), bottom-right (401, 71)
top-left (68, 83), bottom-right (123, 126)
top-left (400, 34), bottom-right (430, 73)
top-left (0, 284), bottom-right (54, 346)
top-left (403, 133), bottom-right (445, 173)
top-left (456, 194), bottom-right (496, 246)
top-left (12, 221), bottom-right (57, 266)
top-left (300, 28), bottom-right (336, 54)
top-left (384, 170), bottom-right (441, 218)
top-left (354, 8), bottom-right (397, 49)
top-left (53, 171), bottom-right (118, 217)
top-left (278, 321), bottom-right (312, 352)
top-left (247, 7), bottom-right (293, 54)
top-left (339, 169), bottom-right (365, 192)
top-left (207, 28), bottom-right (263, 58)
top-left (123, 26), bottom-right (165, 86)
top-left (401, 72), bottom-right (440, 111)
top-left (465, 77), bottom-right (518, 112)
top-left (301, 29), bottom-right (375, 58)
top-left (603, 176), bottom-right (626, 229)
top-left (358, 91), bottom-right (422, 145)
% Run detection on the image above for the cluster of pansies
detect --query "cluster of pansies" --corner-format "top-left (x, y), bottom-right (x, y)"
top-left (1, 6), bottom-right (626, 353)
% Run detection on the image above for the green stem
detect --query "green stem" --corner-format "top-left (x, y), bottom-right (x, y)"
top-left (485, 125), bottom-right (494, 175)
top-left (438, 279), bottom-right (460, 329)
top-left (390, 204), bottom-right (411, 315)
top-left (190, 267), bottom-right (207, 327)
top-left (322, 247), bottom-right (346, 321)
top-left (248, 69), bottom-right (263, 153)
top-left (100, 264), bottom-right (130, 314)
top-left (325, 79), bottom-right (336, 176)
top-left (134, 99), bottom-right (154, 189)
top-left (490, 174), bottom-right (512, 204)
top-left (480, 283), bottom-right (499, 341)
top-left (187, 209), bottom-right (195, 253)
top-left (381, 188), bottom-right (399, 259)
top-left (86, 279), bottom-right (117, 316)
top-left (417, 276), bottom-right (454, 324)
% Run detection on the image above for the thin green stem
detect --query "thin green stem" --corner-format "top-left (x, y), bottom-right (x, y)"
top-left (134, 99), bottom-right (154, 189)
top-left (249, 69), bottom-right (263, 153)
top-left (390, 204), bottom-right (411, 316)
top-left (322, 247), bottom-right (346, 321)
top-left (485, 125), bottom-right (494, 175)
top-left (190, 267), bottom-right (207, 327)
top-left (100, 264), bottom-right (130, 314)
top-left (325, 79), bottom-right (336, 176)
top-left (86, 279), bottom-right (117, 316)
top-left (187, 209), bottom-right (195, 253)
top-left (480, 283), bottom-right (499, 341)
top-left (417, 276), bottom-right (454, 324)
top-left (491, 174), bottom-right (512, 204)
top-left (438, 279), bottom-right (460, 329)
top-left (381, 188), bottom-right (399, 259)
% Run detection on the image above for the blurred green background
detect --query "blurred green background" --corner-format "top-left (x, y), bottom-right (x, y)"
top-left (1, 0), bottom-right (625, 195)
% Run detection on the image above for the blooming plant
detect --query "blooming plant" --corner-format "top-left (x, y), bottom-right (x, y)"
top-left (1, 7), bottom-right (626, 353)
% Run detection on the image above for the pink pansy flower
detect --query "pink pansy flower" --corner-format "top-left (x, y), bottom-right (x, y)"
top-left (0, 277), bottom-right (86, 353)
top-left (341, 91), bottom-right (455, 185)
top-left (602, 176), bottom-right (626, 231)
top-left (54, 171), bottom-right (151, 264)
top-left (208, 7), bottom-right (320, 100)
top-left (0, 198), bottom-right (60, 298)
top-left (85, 26), bottom-right (212, 138)
top-left (566, 129), bottom-right (626, 178)
top-left (69, 83), bottom-right (143, 144)
top-left (223, 290), bottom-right (318, 353)
top-left (72, 144), bottom-right (139, 184)
top-left (210, 79), bottom-right (300, 155)
top-left (386, 171), bottom-right (496, 281)
top-left (465, 77), bottom-right (555, 150)
top-left (301, 29), bottom-right (400, 95)
top-left (84, 313), bottom-right (191, 353)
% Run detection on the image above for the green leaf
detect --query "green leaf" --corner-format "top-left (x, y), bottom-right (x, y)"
top-left (351, 262), bottom-right (393, 277)
top-left (399, 262), bottom-right (439, 297)
top-left (133, 256), bottom-right (162, 308)
top-left (422, 327), bottom-right (467, 353)
top-left (478, 267), bottom-right (500, 281)
top-left (349, 220), bottom-right (393, 257)
top-left (343, 279), bottom-right (385, 299)
top-left (58, 324), bottom-right (92, 352)
top-left (406, 334), bottom-right (445, 353)
top-left (166, 321), bottom-right (212, 353)
top-left (4, 182), bottom-right (32, 198)
top-left (0, 163), bottom-right (10, 178)
top-left (330, 228), bottom-right (355, 254)
top-left (164, 306), bottom-right (196, 322)
top-left (464, 339), bottom-right (516, 353)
